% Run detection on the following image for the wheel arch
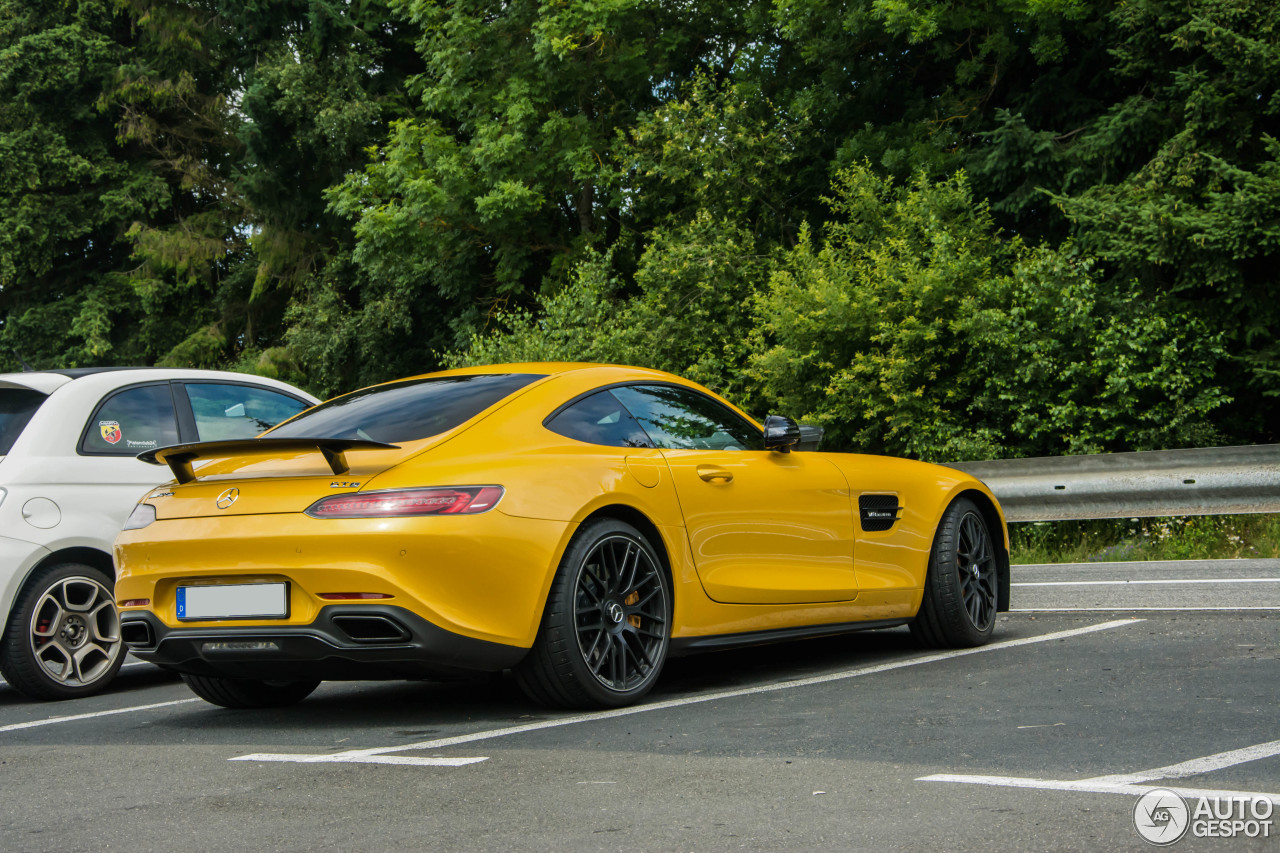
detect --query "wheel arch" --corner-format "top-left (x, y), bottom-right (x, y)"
top-left (576, 504), bottom-right (674, 589)
top-left (7, 547), bottom-right (116, 617)
top-left (31, 547), bottom-right (115, 583)
top-left (954, 489), bottom-right (1011, 612)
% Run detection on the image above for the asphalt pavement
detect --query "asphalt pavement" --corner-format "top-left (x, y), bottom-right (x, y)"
top-left (1, 559), bottom-right (1277, 852)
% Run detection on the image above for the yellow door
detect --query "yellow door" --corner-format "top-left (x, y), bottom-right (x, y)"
top-left (662, 449), bottom-right (857, 603)
top-left (609, 384), bottom-right (857, 605)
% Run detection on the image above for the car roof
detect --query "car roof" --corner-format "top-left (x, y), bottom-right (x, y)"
top-left (0, 372), bottom-right (74, 394)
top-left (44, 366), bottom-right (158, 378)
top-left (0, 368), bottom-right (320, 402)
top-left (422, 362), bottom-right (600, 377)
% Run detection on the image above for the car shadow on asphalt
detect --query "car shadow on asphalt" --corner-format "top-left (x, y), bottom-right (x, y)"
top-left (0, 660), bottom-right (182, 706)
top-left (138, 625), bottom-right (930, 736)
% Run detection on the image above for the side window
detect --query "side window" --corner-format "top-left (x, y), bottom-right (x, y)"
top-left (80, 384), bottom-right (179, 455)
top-left (610, 385), bottom-right (764, 451)
top-left (184, 383), bottom-right (310, 442)
top-left (545, 391), bottom-right (654, 448)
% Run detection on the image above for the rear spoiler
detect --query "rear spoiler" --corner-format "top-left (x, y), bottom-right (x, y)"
top-left (138, 438), bottom-right (400, 485)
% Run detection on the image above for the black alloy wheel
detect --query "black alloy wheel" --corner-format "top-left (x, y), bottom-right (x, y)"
top-left (516, 518), bottom-right (671, 708)
top-left (574, 533), bottom-right (669, 692)
top-left (956, 511), bottom-right (998, 631)
top-left (910, 497), bottom-right (999, 648)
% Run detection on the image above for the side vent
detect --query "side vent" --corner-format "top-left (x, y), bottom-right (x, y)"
top-left (858, 494), bottom-right (901, 532)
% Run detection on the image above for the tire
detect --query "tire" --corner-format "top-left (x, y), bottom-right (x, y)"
top-left (0, 562), bottom-right (126, 700)
top-left (910, 497), bottom-right (999, 648)
top-left (516, 518), bottom-right (671, 709)
top-left (181, 673), bottom-right (320, 709)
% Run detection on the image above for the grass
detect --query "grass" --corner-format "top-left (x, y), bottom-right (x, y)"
top-left (1009, 513), bottom-right (1280, 565)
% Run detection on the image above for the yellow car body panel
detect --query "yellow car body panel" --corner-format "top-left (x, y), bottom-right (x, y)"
top-left (113, 362), bottom-right (1009, 693)
top-left (116, 511), bottom-right (576, 646)
top-left (659, 448), bottom-right (857, 605)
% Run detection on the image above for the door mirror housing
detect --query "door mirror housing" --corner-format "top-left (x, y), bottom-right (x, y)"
top-left (763, 415), bottom-right (801, 452)
top-left (796, 424), bottom-right (824, 452)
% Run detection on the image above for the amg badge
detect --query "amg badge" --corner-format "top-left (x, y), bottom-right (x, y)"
top-left (858, 494), bottom-right (901, 531)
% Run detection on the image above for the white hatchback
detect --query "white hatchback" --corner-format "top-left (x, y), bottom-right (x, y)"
top-left (0, 368), bottom-right (318, 700)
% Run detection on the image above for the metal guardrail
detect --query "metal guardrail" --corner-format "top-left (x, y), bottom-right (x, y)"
top-left (944, 445), bottom-right (1280, 523)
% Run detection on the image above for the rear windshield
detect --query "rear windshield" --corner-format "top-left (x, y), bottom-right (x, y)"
top-left (268, 373), bottom-right (544, 444)
top-left (0, 389), bottom-right (47, 455)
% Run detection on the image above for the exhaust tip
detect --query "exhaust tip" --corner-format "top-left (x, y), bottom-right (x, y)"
top-left (121, 619), bottom-right (155, 648)
top-left (332, 615), bottom-right (411, 644)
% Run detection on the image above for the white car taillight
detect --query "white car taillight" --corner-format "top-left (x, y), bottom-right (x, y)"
top-left (122, 502), bottom-right (157, 531)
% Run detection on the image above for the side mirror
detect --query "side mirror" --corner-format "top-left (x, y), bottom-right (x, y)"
top-left (796, 424), bottom-right (824, 452)
top-left (763, 415), bottom-right (801, 452)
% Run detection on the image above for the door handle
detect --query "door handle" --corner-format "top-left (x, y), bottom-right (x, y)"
top-left (697, 465), bottom-right (733, 483)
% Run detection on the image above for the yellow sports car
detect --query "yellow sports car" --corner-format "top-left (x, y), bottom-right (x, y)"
top-left (114, 364), bottom-right (1009, 709)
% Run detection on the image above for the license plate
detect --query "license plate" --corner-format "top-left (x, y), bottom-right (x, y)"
top-left (176, 583), bottom-right (288, 620)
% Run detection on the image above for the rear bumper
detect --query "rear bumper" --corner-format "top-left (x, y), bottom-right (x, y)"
top-left (119, 603), bottom-right (529, 681)
top-left (114, 511), bottom-right (575, 648)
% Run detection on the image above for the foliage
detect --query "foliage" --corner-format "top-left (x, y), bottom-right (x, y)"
top-left (452, 212), bottom-right (768, 405)
top-left (2, 0), bottom-right (1276, 457)
top-left (325, 0), bottom-right (725, 352)
top-left (1055, 1), bottom-right (1280, 430)
top-left (110, 0), bottom-right (421, 379)
top-left (751, 165), bottom-right (1228, 460)
top-left (0, 0), bottom-right (165, 369)
top-left (1011, 514), bottom-right (1280, 564)
top-left (976, 0), bottom-right (1280, 439)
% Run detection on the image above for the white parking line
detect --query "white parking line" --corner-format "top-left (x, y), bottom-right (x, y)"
top-left (0, 698), bottom-right (200, 733)
top-left (919, 739), bottom-right (1280, 804)
top-left (1013, 607), bottom-right (1280, 612)
top-left (1013, 578), bottom-right (1280, 587)
top-left (1087, 740), bottom-right (1280, 785)
top-left (233, 619), bottom-right (1141, 767)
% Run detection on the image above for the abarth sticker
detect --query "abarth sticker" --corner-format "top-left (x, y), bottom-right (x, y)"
top-left (100, 421), bottom-right (122, 444)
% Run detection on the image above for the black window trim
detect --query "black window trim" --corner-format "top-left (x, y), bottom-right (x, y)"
top-left (542, 381), bottom-right (763, 450)
top-left (77, 380), bottom-right (183, 458)
top-left (543, 388), bottom-right (657, 449)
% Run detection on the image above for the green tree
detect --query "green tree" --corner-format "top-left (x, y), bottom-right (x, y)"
top-left (1049, 0), bottom-right (1280, 439)
top-left (107, 0), bottom-right (420, 386)
top-left (0, 0), bottom-right (168, 369)
top-left (452, 212), bottom-right (768, 404)
top-left (313, 0), bottom-right (777, 393)
top-left (752, 165), bottom-right (1229, 460)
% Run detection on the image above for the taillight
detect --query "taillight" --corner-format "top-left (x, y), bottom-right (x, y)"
top-left (304, 486), bottom-right (504, 519)
top-left (123, 502), bottom-right (157, 530)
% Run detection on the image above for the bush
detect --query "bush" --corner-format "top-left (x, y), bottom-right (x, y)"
top-left (751, 164), bottom-right (1229, 460)
top-left (450, 212), bottom-right (767, 404)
